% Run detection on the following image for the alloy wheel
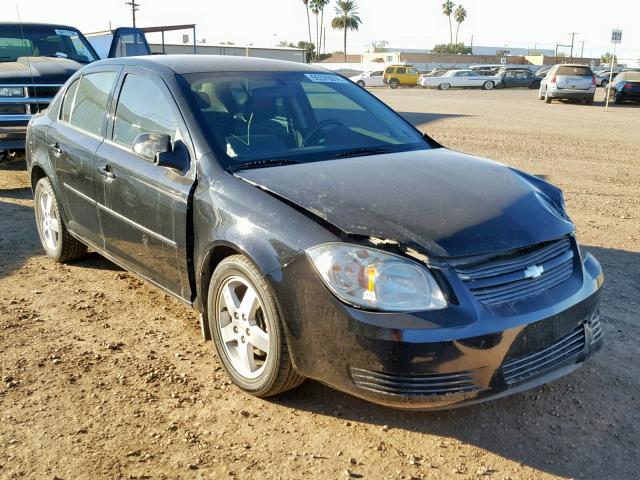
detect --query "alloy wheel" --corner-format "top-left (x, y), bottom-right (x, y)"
top-left (37, 190), bottom-right (60, 252)
top-left (216, 276), bottom-right (270, 379)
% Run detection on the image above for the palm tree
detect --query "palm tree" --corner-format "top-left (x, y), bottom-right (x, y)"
top-left (442, 0), bottom-right (455, 45)
top-left (302, 0), bottom-right (312, 46)
top-left (331, 0), bottom-right (362, 62)
top-left (454, 5), bottom-right (467, 45)
top-left (311, 0), bottom-right (329, 58)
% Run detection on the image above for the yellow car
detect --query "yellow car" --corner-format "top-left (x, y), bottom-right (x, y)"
top-left (383, 65), bottom-right (420, 89)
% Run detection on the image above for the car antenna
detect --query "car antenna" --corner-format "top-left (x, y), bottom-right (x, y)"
top-left (15, 4), bottom-right (37, 101)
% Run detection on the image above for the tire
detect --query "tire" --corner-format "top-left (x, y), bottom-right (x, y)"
top-left (439, 83), bottom-right (450, 91)
top-left (544, 90), bottom-right (552, 103)
top-left (34, 177), bottom-right (87, 262)
top-left (585, 96), bottom-right (594, 105)
top-left (389, 79), bottom-right (399, 89)
top-left (208, 255), bottom-right (304, 397)
top-left (538, 89), bottom-right (545, 100)
top-left (613, 91), bottom-right (622, 104)
top-left (483, 81), bottom-right (495, 90)
top-left (357, 80), bottom-right (365, 88)
top-left (601, 80), bottom-right (608, 89)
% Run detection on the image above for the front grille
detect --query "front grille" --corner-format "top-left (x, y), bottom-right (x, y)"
top-left (350, 367), bottom-right (481, 397)
top-left (455, 236), bottom-right (574, 305)
top-left (0, 105), bottom-right (26, 115)
top-left (502, 323), bottom-right (585, 385)
top-left (0, 84), bottom-right (61, 117)
top-left (589, 316), bottom-right (604, 344)
top-left (26, 86), bottom-right (62, 98)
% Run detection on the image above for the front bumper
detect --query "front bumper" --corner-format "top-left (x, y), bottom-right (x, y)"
top-left (273, 250), bottom-right (604, 409)
top-left (0, 121), bottom-right (29, 150)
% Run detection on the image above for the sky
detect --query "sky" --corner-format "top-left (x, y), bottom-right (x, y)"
top-left (10, 0), bottom-right (639, 61)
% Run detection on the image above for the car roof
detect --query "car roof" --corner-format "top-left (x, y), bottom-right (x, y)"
top-left (554, 64), bottom-right (592, 68)
top-left (0, 22), bottom-right (82, 31)
top-left (91, 54), bottom-right (327, 75)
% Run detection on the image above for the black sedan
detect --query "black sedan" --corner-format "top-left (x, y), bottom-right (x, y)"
top-left (605, 71), bottom-right (640, 104)
top-left (495, 69), bottom-right (541, 89)
top-left (26, 56), bottom-right (604, 409)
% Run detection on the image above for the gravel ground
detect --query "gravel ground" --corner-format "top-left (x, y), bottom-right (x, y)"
top-left (1, 88), bottom-right (639, 480)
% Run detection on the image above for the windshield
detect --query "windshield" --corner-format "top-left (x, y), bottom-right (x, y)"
top-left (181, 71), bottom-right (431, 170)
top-left (0, 25), bottom-right (98, 63)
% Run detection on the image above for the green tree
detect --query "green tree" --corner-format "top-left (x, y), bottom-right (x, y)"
top-left (600, 52), bottom-right (618, 64)
top-left (297, 41), bottom-right (316, 62)
top-left (302, 0), bottom-right (313, 46)
top-left (310, 0), bottom-right (329, 60)
top-left (331, 0), bottom-right (362, 62)
top-left (453, 5), bottom-right (467, 45)
top-left (432, 43), bottom-right (471, 54)
top-left (442, 1), bottom-right (455, 45)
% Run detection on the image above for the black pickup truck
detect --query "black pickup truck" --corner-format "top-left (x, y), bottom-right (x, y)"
top-left (0, 23), bottom-right (150, 158)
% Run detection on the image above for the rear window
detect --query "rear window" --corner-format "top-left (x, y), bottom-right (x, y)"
top-left (620, 72), bottom-right (640, 82)
top-left (557, 66), bottom-right (593, 77)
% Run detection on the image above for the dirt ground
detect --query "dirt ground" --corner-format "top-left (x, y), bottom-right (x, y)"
top-left (1, 88), bottom-right (639, 480)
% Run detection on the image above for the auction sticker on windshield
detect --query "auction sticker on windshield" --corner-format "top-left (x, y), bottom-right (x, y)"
top-left (55, 29), bottom-right (78, 37)
top-left (304, 74), bottom-right (349, 84)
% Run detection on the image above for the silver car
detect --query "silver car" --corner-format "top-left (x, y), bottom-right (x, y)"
top-left (538, 64), bottom-right (596, 104)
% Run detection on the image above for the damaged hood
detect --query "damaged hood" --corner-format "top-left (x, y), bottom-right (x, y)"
top-left (237, 149), bottom-right (574, 257)
top-left (0, 57), bottom-right (84, 85)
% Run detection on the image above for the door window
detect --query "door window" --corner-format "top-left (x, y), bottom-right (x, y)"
top-left (68, 71), bottom-right (117, 136)
top-left (396, 68), bottom-right (407, 75)
top-left (113, 73), bottom-right (178, 149)
top-left (408, 69), bottom-right (418, 75)
top-left (60, 78), bottom-right (80, 123)
top-left (372, 71), bottom-right (383, 77)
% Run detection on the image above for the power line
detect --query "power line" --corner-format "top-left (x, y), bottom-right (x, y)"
top-left (125, 0), bottom-right (140, 28)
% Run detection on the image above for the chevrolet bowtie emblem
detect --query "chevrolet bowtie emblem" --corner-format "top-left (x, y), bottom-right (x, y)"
top-left (524, 265), bottom-right (544, 279)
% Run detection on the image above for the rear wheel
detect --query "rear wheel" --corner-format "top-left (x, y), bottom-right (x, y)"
top-left (34, 177), bottom-right (87, 262)
top-left (544, 90), bottom-right (552, 103)
top-left (601, 80), bottom-right (608, 89)
top-left (483, 81), bottom-right (495, 90)
top-left (389, 79), bottom-right (399, 89)
top-left (208, 255), bottom-right (304, 397)
top-left (613, 91), bottom-right (622, 104)
top-left (585, 95), bottom-right (594, 105)
top-left (439, 83), bottom-right (450, 91)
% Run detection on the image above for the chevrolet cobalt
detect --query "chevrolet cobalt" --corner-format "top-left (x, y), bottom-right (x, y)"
top-left (26, 56), bottom-right (604, 409)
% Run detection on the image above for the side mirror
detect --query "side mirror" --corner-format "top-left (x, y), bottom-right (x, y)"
top-left (133, 133), bottom-right (172, 161)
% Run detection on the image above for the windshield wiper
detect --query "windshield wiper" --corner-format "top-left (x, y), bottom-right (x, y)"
top-left (328, 147), bottom-right (394, 160)
top-left (230, 158), bottom-right (299, 172)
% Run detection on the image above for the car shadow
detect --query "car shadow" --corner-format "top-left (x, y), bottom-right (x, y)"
top-left (398, 111), bottom-right (471, 127)
top-left (272, 245), bottom-right (640, 480)
top-left (0, 198), bottom-right (39, 278)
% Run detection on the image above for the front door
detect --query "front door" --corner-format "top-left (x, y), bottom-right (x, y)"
top-left (95, 68), bottom-right (195, 300)
top-left (47, 70), bottom-right (119, 245)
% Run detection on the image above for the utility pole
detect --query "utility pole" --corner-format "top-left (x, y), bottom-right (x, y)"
top-left (125, 0), bottom-right (140, 28)
top-left (568, 32), bottom-right (578, 61)
top-left (580, 41), bottom-right (585, 58)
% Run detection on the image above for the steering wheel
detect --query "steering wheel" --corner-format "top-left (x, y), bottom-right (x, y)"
top-left (303, 119), bottom-right (345, 146)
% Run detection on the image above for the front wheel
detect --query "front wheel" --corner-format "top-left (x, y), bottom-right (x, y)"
top-left (357, 80), bottom-right (365, 88)
top-left (389, 79), bottom-right (399, 89)
top-left (208, 255), bottom-right (304, 397)
top-left (483, 81), bottom-right (495, 90)
top-left (34, 177), bottom-right (87, 262)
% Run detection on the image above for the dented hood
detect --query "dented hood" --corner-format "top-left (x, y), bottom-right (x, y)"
top-left (236, 149), bottom-right (575, 257)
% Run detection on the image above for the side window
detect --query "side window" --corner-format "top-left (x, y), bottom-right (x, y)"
top-left (408, 69), bottom-right (418, 75)
top-left (69, 71), bottom-right (117, 136)
top-left (113, 73), bottom-right (178, 149)
top-left (60, 78), bottom-right (80, 123)
top-left (372, 71), bottom-right (383, 77)
top-left (396, 68), bottom-right (407, 75)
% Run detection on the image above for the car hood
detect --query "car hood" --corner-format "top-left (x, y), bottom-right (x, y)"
top-left (237, 149), bottom-right (574, 258)
top-left (0, 57), bottom-right (84, 85)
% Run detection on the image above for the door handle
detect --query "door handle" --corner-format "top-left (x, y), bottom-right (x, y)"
top-left (49, 143), bottom-right (63, 158)
top-left (97, 165), bottom-right (117, 181)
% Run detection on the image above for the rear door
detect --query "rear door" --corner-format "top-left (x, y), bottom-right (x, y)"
top-left (556, 65), bottom-right (593, 90)
top-left (95, 67), bottom-right (195, 300)
top-left (370, 70), bottom-right (384, 86)
top-left (47, 68), bottom-right (119, 246)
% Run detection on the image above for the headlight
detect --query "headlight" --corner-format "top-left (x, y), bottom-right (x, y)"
top-left (0, 87), bottom-right (25, 98)
top-left (307, 243), bottom-right (447, 312)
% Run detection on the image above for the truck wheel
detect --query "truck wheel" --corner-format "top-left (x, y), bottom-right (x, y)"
top-left (439, 83), bottom-right (450, 91)
top-left (389, 79), bottom-right (399, 89)
top-left (208, 255), bottom-right (304, 397)
top-left (483, 81), bottom-right (495, 90)
top-left (34, 177), bottom-right (87, 262)
top-left (357, 80), bottom-right (365, 87)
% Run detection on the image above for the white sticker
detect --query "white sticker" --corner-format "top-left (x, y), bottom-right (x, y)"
top-left (55, 29), bottom-right (78, 37)
top-left (304, 73), bottom-right (348, 84)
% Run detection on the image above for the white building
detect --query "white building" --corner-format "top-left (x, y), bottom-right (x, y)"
top-left (149, 43), bottom-right (306, 63)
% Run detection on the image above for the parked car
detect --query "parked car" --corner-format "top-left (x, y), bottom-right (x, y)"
top-left (604, 71), bottom-right (640, 104)
top-left (383, 65), bottom-right (420, 88)
top-left (495, 69), bottom-right (541, 89)
top-left (26, 55), bottom-right (604, 410)
top-left (0, 22), bottom-right (150, 158)
top-left (349, 70), bottom-right (384, 88)
top-left (419, 69), bottom-right (499, 90)
top-left (538, 64), bottom-right (596, 104)
top-left (595, 71), bottom-right (615, 88)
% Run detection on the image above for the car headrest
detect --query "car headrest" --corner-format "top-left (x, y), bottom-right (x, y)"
top-left (193, 90), bottom-right (211, 109)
